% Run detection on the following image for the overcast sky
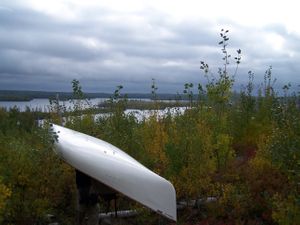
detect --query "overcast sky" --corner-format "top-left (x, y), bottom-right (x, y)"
top-left (0, 0), bottom-right (299, 94)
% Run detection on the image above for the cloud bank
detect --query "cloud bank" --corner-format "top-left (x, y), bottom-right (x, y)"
top-left (0, 0), bottom-right (300, 93)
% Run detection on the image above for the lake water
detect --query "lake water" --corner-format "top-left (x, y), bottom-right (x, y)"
top-left (0, 98), bottom-right (110, 112)
top-left (0, 98), bottom-right (180, 112)
top-left (0, 98), bottom-right (187, 123)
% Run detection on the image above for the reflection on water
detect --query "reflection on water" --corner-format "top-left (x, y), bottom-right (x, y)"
top-left (0, 98), bottom-right (180, 112)
top-left (0, 98), bottom-right (109, 112)
top-left (95, 107), bottom-right (186, 122)
top-left (0, 98), bottom-right (187, 124)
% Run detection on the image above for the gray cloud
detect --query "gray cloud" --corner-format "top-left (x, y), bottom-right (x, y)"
top-left (0, 2), bottom-right (300, 94)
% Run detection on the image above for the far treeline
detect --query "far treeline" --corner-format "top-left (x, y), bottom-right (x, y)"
top-left (0, 90), bottom-right (180, 101)
top-left (0, 30), bottom-right (299, 225)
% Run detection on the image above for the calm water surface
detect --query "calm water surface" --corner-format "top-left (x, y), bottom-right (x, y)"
top-left (0, 98), bottom-right (109, 112)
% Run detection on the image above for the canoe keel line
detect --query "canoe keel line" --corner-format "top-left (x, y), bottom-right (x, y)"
top-left (50, 124), bottom-right (177, 221)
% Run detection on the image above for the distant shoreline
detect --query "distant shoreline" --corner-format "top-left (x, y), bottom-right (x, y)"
top-left (0, 97), bottom-right (32, 102)
top-left (0, 90), bottom-right (180, 101)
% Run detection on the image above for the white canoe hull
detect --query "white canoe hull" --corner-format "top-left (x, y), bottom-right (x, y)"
top-left (50, 124), bottom-right (176, 221)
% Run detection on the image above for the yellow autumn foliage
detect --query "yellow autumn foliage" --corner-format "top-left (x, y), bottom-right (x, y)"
top-left (141, 115), bottom-right (169, 174)
top-left (272, 193), bottom-right (300, 225)
top-left (168, 112), bottom-right (217, 199)
top-left (0, 179), bottom-right (11, 219)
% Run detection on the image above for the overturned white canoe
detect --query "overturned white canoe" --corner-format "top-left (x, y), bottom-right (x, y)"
top-left (50, 124), bottom-right (176, 221)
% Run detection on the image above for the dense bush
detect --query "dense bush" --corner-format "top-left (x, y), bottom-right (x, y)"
top-left (0, 108), bottom-right (76, 224)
